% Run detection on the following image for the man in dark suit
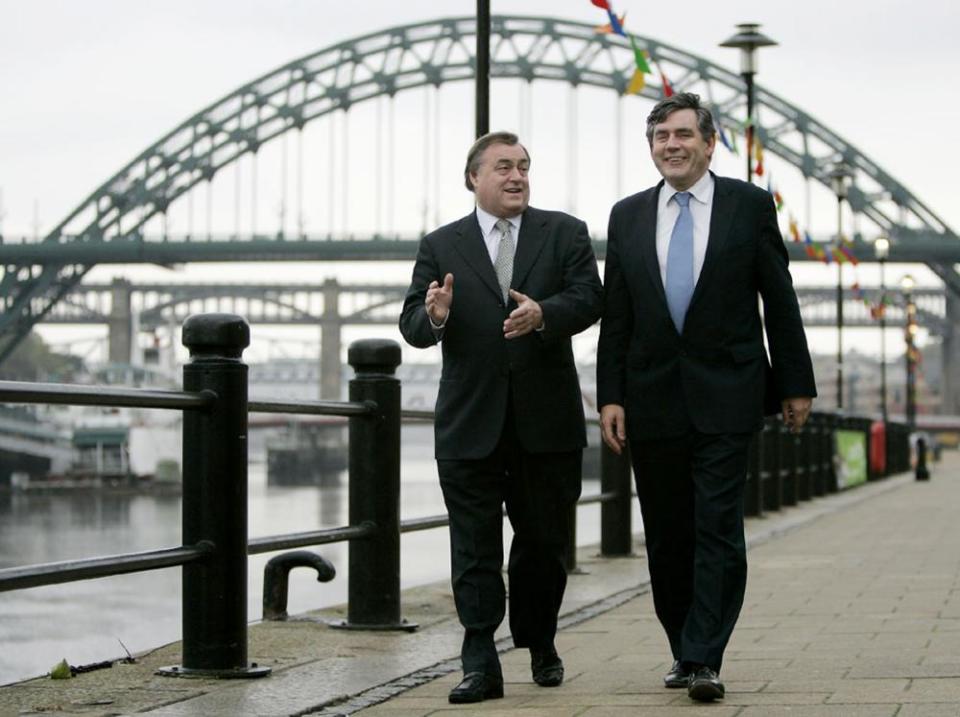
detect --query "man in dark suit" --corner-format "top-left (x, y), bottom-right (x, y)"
top-left (400, 131), bottom-right (602, 704)
top-left (596, 93), bottom-right (816, 703)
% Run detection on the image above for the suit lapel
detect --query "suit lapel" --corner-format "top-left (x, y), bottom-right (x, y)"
top-left (690, 174), bottom-right (738, 309)
top-left (452, 213), bottom-right (503, 300)
top-left (512, 207), bottom-right (547, 292)
top-left (637, 183), bottom-right (666, 304)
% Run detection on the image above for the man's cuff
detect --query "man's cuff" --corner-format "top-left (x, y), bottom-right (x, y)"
top-left (428, 310), bottom-right (448, 330)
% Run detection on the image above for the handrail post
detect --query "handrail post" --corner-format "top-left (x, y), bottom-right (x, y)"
top-left (158, 313), bottom-right (269, 678)
top-left (600, 441), bottom-right (633, 556)
top-left (334, 338), bottom-right (416, 631)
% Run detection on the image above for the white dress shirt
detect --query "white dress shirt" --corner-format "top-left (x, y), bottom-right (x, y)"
top-left (475, 205), bottom-right (522, 264)
top-left (656, 171), bottom-right (715, 287)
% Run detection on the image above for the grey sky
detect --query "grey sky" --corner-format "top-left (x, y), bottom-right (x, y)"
top-left (2, 0), bottom-right (956, 233)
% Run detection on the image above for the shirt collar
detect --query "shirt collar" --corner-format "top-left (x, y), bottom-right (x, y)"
top-left (475, 205), bottom-right (522, 237)
top-left (662, 170), bottom-right (715, 206)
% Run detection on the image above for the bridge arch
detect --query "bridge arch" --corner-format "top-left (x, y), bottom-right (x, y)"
top-left (2, 14), bottom-right (956, 362)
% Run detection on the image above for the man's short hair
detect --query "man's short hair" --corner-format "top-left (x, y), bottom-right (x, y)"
top-left (645, 92), bottom-right (716, 146)
top-left (464, 131), bottom-right (530, 192)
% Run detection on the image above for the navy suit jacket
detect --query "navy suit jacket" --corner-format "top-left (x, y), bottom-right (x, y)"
top-left (596, 174), bottom-right (817, 439)
top-left (400, 206), bottom-right (602, 460)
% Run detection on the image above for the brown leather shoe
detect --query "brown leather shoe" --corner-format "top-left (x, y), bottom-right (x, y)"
top-left (663, 660), bottom-right (692, 688)
top-left (448, 672), bottom-right (504, 703)
top-left (531, 648), bottom-right (564, 687)
top-left (687, 665), bottom-right (725, 702)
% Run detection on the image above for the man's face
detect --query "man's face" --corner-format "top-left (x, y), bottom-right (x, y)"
top-left (650, 108), bottom-right (715, 191)
top-left (470, 142), bottom-right (530, 218)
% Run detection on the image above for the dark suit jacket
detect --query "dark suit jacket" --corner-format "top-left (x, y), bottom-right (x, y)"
top-left (596, 174), bottom-right (817, 439)
top-left (400, 206), bottom-right (603, 460)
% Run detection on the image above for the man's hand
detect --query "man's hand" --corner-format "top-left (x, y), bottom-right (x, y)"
top-left (425, 273), bottom-right (454, 325)
top-left (600, 404), bottom-right (627, 455)
top-left (781, 396), bottom-right (813, 433)
top-left (503, 289), bottom-right (544, 338)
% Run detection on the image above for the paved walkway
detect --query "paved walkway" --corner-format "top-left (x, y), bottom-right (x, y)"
top-left (339, 459), bottom-right (960, 717)
top-left (3, 454), bottom-right (958, 716)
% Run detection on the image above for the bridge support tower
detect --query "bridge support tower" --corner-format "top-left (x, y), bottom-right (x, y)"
top-left (108, 278), bottom-right (133, 365)
top-left (940, 294), bottom-right (960, 414)
top-left (320, 278), bottom-right (343, 400)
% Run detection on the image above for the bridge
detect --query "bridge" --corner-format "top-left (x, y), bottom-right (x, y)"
top-left (3, 14), bottom-right (959, 412)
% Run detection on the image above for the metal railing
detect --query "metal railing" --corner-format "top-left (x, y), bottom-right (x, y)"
top-left (0, 312), bottom-right (908, 678)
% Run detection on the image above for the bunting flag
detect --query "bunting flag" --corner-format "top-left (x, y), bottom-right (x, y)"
top-left (754, 136), bottom-right (765, 177)
top-left (629, 35), bottom-right (652, 73)
top-left (594, 12), bottom-right (626, 34)
top-left (713, 112), bottom-right (740, 155)
top-left (605, 7), bottom-right (627, 35)
top-left (648, 56), bottom-right (674, 97)
top-left (767, 179), bottom-right (784, 212)
top-left (837, 242), bottom-right (858, 265)
top-left (589, 2), bottom-right (653, 94)
top-left (788, 215), bottom-right (801, 242)
top-left (626, 68), bottom-right (645, 94)
top-left (660, 70), bottom-right (674, 96)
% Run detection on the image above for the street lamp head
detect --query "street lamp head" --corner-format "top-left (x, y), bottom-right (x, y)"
top-left (874, 235), bottom-right (890, 260)
top-left (901, 274), bottom-right (915, 292)
top-left (829, 162), bottom-right (854, 200)
top-left (720, 23), bottom-right (777, 75)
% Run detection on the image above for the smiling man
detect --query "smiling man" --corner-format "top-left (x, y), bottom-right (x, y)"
top-left (400, 131), bottom-right (602, 704)
top-left (596, 93), bottom-right (816, 702)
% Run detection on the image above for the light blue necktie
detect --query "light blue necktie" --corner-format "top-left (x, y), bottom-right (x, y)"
top-left (665, 191), bottom-right (694, 332)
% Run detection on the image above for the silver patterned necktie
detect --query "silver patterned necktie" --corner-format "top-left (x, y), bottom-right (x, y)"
top-left (493, 218), bottom-right (515, 303)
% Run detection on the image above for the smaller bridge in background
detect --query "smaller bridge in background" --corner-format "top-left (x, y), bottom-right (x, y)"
top-left (32, 278), bottom-right (960, 412)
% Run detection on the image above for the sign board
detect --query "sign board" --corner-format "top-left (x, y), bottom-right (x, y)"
top-left (835, 429), bottom-right (867, 489)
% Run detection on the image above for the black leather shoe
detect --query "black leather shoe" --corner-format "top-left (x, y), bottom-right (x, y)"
top-left (531, 648), bottom-right (564, 687)
top-left (687, 665), bottom-right (725, 702)
top-left (663, 660), bottom-right (692, 688)
top-left (448, 672), bottom-right (504, 704)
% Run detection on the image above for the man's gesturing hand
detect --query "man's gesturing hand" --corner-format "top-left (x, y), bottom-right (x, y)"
top-left (503, 289), bottom-right (544, 338)
top-left (425, 273), bottom-right (454, 325)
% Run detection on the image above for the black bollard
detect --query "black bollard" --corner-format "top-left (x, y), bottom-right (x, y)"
top-left (158, 313), bottom-right (269, 678)
top-left (333, 339), bottom-right (416, 631)
top-left (915, 436), bottom-right (930, 481)
top-left (600, 441), bottom-right (633, 556)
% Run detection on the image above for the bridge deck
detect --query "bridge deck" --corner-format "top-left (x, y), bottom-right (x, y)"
top-left (2, 455), bottom-right (958, 716)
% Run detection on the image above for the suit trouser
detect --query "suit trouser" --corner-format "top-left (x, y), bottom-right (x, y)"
top-left (437, 414), bottom-right (582, 676)
top-left (630, 430), bottom-right (751, 672)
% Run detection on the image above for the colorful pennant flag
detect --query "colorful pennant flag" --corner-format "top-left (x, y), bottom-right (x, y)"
top-left (626, 68), bottom-right (645, 94)
top-left (594, 13), bottom-right (626, 34)
top-left (629, 35), bottom-right (652, 74)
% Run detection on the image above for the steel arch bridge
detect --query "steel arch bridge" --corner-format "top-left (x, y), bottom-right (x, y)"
top-left (2, 14), bottom-right (957, 364)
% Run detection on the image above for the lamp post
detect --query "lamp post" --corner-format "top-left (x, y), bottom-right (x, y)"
top-left (720, 23), bottom-right (777, 183)
top-left (901, 274), bottom-right (917, 430)
top-left (874, 236), bottom-right (890, 423)
top-left (475, 0), bottom-right (490, 138)
top-left (829, 162), bottom-right (854, 410)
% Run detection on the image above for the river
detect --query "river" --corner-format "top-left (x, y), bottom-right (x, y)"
top-left (0, 424), bottom-right (626, 685)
